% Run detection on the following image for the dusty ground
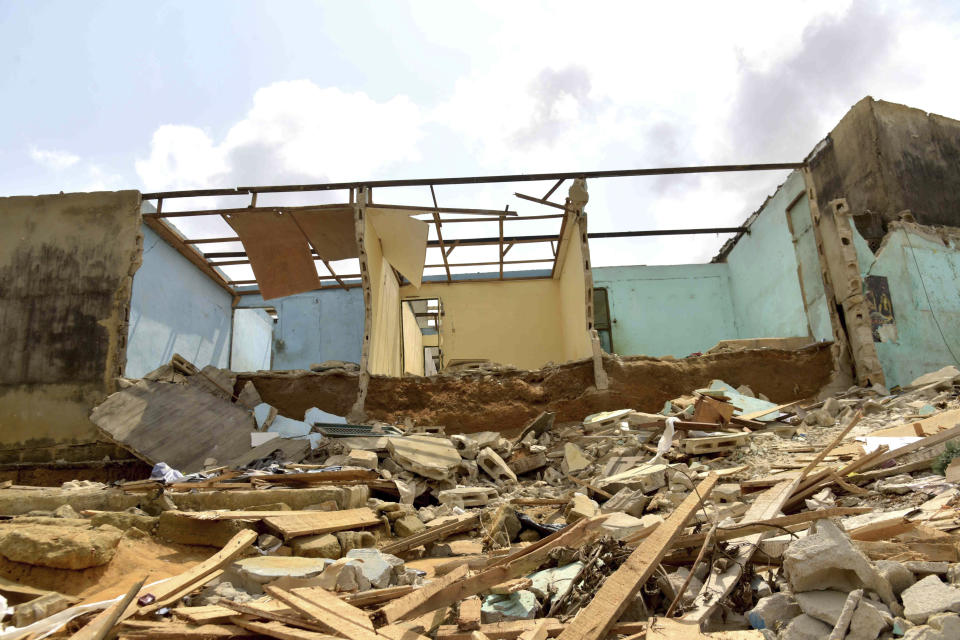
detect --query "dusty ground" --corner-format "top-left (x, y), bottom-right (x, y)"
top-left (242, 344), bottom-right (836, 433)
top-left (0, 535), bottom-right (209, 602)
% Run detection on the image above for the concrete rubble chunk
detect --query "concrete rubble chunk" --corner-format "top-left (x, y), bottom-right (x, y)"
top-left (394, 515), bottom-right (426, 537)
top-left (598, 463), bottom-right (667, 494)
top-left (783, 519), bottom-right (900, 614)
top-left (877, 559), bottom-right (917, 595)
top-left (291, 533), bottom-right (341, 559)
top-left (481, 590), bottom-right (539, 623)
top-left (335, 530), bottom-right (377, 553)
top-left (387, 435), bottom-right (461, 480)
top-left (477, 447), bottom-right (517, 483)
top-left (344, 548), bottom-right (396, 588)
top-left (561, 443), bottom-right (592, 473)
top-left (0, 524), bottom-right (121, 570)
top-left (747, 593), bottom-right (802, 631)
top-left (902, 613), bottom-right (960, 640)
top-left (600, 487), bottom-right (649, 517)
top-left (795, 590), bottom-right (890, 640)
top-left (450, 435), bottom-right (479, 460)
top-left (526, 562), bottom-right (583, 602)
top-left (508, 451), bottom-right (548, 476)
top-left (597, 512), bottom-right (649, 540)
top-left (346, 449), bottom-right (378, 470)
top-left (316, 557), bottom-right (371, 592)
top-left (901, 575), bottom-right (960, 624)
top-left (908, 366), bottom-right (960, 389)
top-left (564, 492), bottom-right (599, 524)
top-left (780, 614), bottom-right (833, 640)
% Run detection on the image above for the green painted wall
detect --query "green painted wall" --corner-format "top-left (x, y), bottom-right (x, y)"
top-left (592, 264), bottom-right (738, 357)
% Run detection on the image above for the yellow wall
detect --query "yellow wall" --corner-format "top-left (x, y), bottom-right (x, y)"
top-left (365, 216), bottom-right (402, 376)
top-left (401, 303), bottom-right (425, 375)
top-left (557, 216), bottom-right (594, 361)
top-left (399, 278), bottom-right (566, 370)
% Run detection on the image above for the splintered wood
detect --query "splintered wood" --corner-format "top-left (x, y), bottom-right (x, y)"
top-left (556, 473), bottom-right (718, 640)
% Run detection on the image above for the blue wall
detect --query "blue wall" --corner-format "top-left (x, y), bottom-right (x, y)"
top-left (231, 308), bottom-right (273, 371)
top-left (853, 224), bottom-right (960, 388)
top-left (126, 224), bottom-right (233, 377)
top-left (592, 264), bottom-right (738, 357)
top-left (237, 287), bottom-right (364, 369)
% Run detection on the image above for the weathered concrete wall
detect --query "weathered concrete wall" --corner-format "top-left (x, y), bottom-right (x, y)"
top-left (0, 191), bottom-right (141, 463)
top-left (851, 221), bottom-right (960, 388)
top-left (236, 287), bottom-right (364, 370)
top-left (725, 171), bottom-right (814, 341)
top-left (808, 97), bottom-right (960, 246)
top-left (126, 224), bottom-right (233, 378)
top-left (592, 264), bottom-right (738, 357)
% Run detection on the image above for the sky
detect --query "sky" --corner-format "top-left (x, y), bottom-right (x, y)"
top-left (3, 0), bottom-right (960, 277)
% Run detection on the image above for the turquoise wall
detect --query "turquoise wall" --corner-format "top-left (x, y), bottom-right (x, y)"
top-left (786, 177), bottom-right (834, 341)
top-left (126, 224), bottom-right (233, 377)
top-left (237, 287), bottom-right (364, 369)
top-left (853, 224), bottom-right (960, 388)
top-left (592, 264), bottom-right (738, 357)
top-left (726, 171), bottom-right (813, 340)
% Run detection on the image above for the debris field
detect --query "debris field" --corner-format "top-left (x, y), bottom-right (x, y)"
top-left (1, 359), bottom-right (960, 640)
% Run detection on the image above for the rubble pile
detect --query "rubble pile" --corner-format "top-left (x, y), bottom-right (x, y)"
top-left (0, 362), bottom-right (958, 639)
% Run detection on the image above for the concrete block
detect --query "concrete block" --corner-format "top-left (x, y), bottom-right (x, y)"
top-left (599, 463), bottom-right (667, 494)
top-left (564, 493), bottom-right (599, 524)
top-left (157, 511), bottom-right (254, 547)
top-left (481, 590), bottom-right (538, 623)
top-left (291, 533), bottom-right (341, 559)
top-left (0, 524), bottom-right (120, 570)
top-left (747, 593), bottom-right (802, 631)
top-left (394, 515), bottom-right (426, 537)
top-left (902, 575), bottom-right (960, 624)
top-left (780, 614), bottom-right (832, 640)
top-left (477, 447), bottom-right (517, 483)
top-left (508, 452), bottom-right (548, 476)
top-left (796, 590), bottom-right (890, 640)
top-left (600, 487), bottom-right (649, 517)
top-left (335, 530), bottom-right (377, 554)
top-left (344, 548), bottom-right (395, 589)
top-left (450, 435), bottom-right (479, 460)
top-left (346, 449), bottom-right (378, 470)
top-left (387, 436), bottom-right (461, 480)
top-left (437, 487), bottom-right (499, 507)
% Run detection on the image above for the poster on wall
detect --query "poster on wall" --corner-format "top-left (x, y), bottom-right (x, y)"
top-left (864, 275), bottom-right (897, 342)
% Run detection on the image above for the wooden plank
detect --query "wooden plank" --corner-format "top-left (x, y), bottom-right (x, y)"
top-left (140, 530), bottom-right (257, 614)
top-left (380, 514), bottom-right (480, 555)
top-left (378, 625), bottom-right (434, 640)
top-left (869, 420), bottom-right (960, 468)
top-left (516, 620), bottom-right (550, 640)
top-left (436, 620), bottom-right (647, 640)
top-left (217, 599), bottom-right (329, 633)
top-left (118, 623), bottom-right (256, 639)
top-left (72, 578), bottom-right (145, 640)
top-left (737, 401), bottom-right (799, 421)
top-left (265, 586), bottom-right (382, 640)
top-left (556, 474), bottom-right (718, 640)
top-left (458, 597), bottom-right (481, 631)
top-left (265, 508), bottom-right (381, 538)
top-left (289, 586), bottom-right (374, 630)
top-left (142, 216), bottom-right (235, 296)
top-left (380, 563), bottom-right (469, 624)
top-left (230, 617), bottom-right (342, 640)
top-left (342, 585), bottom-right (414, 608)
top-left (682, 479), bottom-right (798, 626)
top-left (172, 605), bottom-right (237, 626)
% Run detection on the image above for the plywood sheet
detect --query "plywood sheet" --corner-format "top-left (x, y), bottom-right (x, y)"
top-left (264, 508), bottom-right (381, 538)
top-left (224, 211), bottom-right (320, 300)
top-left (291, 206), bottom-right (358, 261)
top-left (90, 380), bottom-right (255, 473)
top-left (369, 209), bottom-right (429, 288)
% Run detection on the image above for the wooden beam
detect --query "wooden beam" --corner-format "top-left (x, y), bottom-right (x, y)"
top-left (264, 586), bottom-right (381, 640)
top-left (542, 178), bottom-right (565, 200)
top-left (379, 564), bottom-right (469, 624)
top-left (514, 192), bottom-right (566, 210)
top-left (556, 474), bottom-right (718, 640)
top-left (499, 217), bottom-right (504, 280)
top-left (380, 514), bottom-right (480, 555)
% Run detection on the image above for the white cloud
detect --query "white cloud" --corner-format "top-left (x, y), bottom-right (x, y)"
top-left (30, 147), bottom-right (80, 170)
top-left (136, 81), bottom-right (424, 193)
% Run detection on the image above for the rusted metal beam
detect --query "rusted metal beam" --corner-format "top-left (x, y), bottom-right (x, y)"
top-left (430, 186), bottom-right (452, 282)
top-left (142, 162), bottom-right (804, 199)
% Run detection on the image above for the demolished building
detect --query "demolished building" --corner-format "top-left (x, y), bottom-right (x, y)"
top-left (0, 96), bottom-right (958, 639)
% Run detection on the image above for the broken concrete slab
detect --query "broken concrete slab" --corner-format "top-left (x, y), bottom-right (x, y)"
top-left (387, 436), bottom-right (461, 480)
top-left (290, 533), bottom-right (341, 559)
top-left (561, 443), bottom-right (591, 474)
top-left (527, 562), bottom-right (582, 602)
top-left (780, 613), bottom-right (832, 640)
top-left (902, 575), bottom-right (960, 624)
top-left (508, 452), bottom-right (548, 476)
top-left (598, 463), bottom-right (667, 494)
top-left (394, 515), bottom-right (426, 538)
top-left (231, 556), bottom-right (330, 593)
top-left (795, 590), bottom-right (889, 640)
top-left (346, 449), bottom-right (378, 470)
top-left (599, 487), bottom-right (649, 518)
top-left (481, 590), bottom-right (539, 623)
top-left (437, 487), bottom-right (499, 507)
top-left (908, 366), bottom-right (960, 390)
top-left (747, 593), bottom-right (802, 631)
top-left (564, 493), bottom-right (599, 524)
